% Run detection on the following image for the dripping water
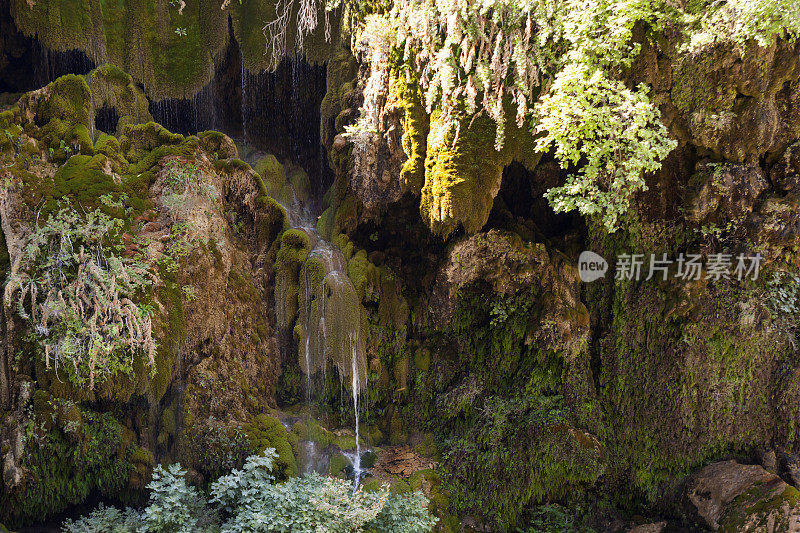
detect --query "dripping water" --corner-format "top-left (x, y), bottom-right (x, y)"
top-left (350, 337), bottom-right (362, 489)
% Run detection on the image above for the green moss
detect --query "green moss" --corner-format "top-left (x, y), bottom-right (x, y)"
top-left (10, 0), bottom-right (333, 101)
top-left (320, 44), bottom-right (358, 147)
top-left (256, 195), bottom-right (289, 244)
top-left (420, 101), bottom-right (540, 238)
top-left (670, 50), bottom-right (737, 114)
top-left (584, 222), bottom-right (799, 506)
top-left (389, 411), bottom-right (407, 445)
top-left (332, 433), bottom-right (358, 451)
top-left (328, 451), bottom-right (349, 477)
top-left (244, 414), bottom-right (298, 478)
top-left (331, 194), bottom-right (358, 237)
top-left (389, 51), bottom-right (429, 195)
top-left (443, 395), bottom-right (603, 529)
top-left (216, 158), bottom-right (251, 173)
top-left (46, 154), bottom-right (118, 213)
top-left (254, 154), bottom-right (285, 196)
top-left (288, 167), bottom-right (311, 204)
top-left (198, 130), bottom-right (238, 160)
top-left (36, 74), bottom-right (92, 127)
top-left (10, 0), bottom-right (231, 100)
top-left (119, 122), bottom-right (185, 162)
top-left (88, 64), bottom-right (152, 134)
top-left (316, 206), bottom-right (336, 240)
top-left (362, 478), bottom-right (383, 493)
top-left (0, 399), bottom-right (136, 528)
top-left (0, 216), bottom-right (9, 281)
top-left (274, 227), bottom-right (312, 330)
top-left (414, 348), bottom-right (431, 372)
top-left (719, 483), bottom-right (800, 532)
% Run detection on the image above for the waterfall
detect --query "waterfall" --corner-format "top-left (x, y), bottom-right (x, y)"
top-left (241, 60), bottom-right (249, 143)
top-left (351, 338), bottom-right (362, 489)
top-left (267, 166), bottom-right (366, 485)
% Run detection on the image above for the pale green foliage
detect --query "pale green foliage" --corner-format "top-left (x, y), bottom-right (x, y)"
top-left (352, 0), bottom-right (796, 230)
top-left (363, 0), bottom-right (676, 228)
top-left (365, 491), bottom-right (440, 533)
top-left (536, 64), bottom-right (677, 231)
top-left (393, 0), bottom-right (565, 148)
top-left (689, 0), bottom-right (800, 49)
top-left (142, 463), bottom-right (217, 532)
top-left (767, 271), bottom-right (800, 316)
top-left (61, 463), bottom-right (215, 533)
top-left (8, 200), bottom-right (155, 388)
top-left (62, 504), bottom-right (142, 533)
top-left (64, 450), bottom-right (437, 533)
top-left (209, 449), bottom-right (279, 514)
top-left (216, 471), bottom-right (388, 532)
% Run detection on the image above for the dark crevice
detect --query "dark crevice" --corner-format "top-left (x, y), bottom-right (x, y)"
top-left (0, 0), bottom-right (94, 94)
top-left (487, 159), bottom-right (586, 256)
top-left (149, 17), bottom-right (332, 194)
top-left (94, 104), bottom-right (120, 135)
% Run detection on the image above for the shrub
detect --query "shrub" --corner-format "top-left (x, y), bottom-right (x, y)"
top-left (65, 449), bottom-right (437, 532)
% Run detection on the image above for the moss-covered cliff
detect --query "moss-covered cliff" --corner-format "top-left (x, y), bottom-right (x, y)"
top-left (2, 1), bottom-right (800, 531)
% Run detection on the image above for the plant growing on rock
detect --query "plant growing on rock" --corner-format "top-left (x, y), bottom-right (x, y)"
top-left (7, 200), bottom-right (156, 389)
top-left (535, 64), bottom-right (676, 231)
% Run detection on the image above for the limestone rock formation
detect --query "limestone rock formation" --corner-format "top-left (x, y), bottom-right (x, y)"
top-left (685, 460), bottom-right (800, 532)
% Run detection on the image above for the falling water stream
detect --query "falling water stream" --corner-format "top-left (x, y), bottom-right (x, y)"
top-left (239, 142), bottom-right (367, 488)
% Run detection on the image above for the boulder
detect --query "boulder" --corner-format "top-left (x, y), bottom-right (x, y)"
top-left (684, 163), bottom-right (768, 225)
top-left (684, 460), bottom-right (800, 532)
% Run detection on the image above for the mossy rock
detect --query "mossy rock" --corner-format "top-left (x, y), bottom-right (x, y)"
top-left (88, 64), bottom-right (153, 134)
top-left (288, 167), bottom-right (311, 204)
top-left (362, 478), bottom-right (383, 493)
top-left (420, 100), bottom-right (541, 238)
top-left (52, 153), bottom-right (114, 198)
top-left (119, 122), bottom-right (184, 162)
top-left (361, 450), bottom-right (377, 469)
top-left (256, 195), bottom-right (289, 246)
top-left (389, 411), bottom-right (407, 445)
top-left (254, 154), bottom-right (286, 197)
top-left (389, 54), bottom-right (429, 195)
top-left (0, 404), bottom-right (136, 528)
top-left (34, 74), bottom-right (92, 129)
top-left (332, 433), bottom-right (358, 451)
top-left (244, 414), bottom-right (298, 478)
top-left (198, 130), bottom-right (239, 160)
top-left (414, 348), bottom-right (431, 372)
top-left (328, 451), bottom-right (349, 477)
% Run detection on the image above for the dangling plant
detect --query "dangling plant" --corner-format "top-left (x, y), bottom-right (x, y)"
top-left (7, 198), bottom-right (156, 389)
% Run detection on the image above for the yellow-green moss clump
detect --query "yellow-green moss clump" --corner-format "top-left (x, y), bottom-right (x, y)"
top-left (244, 414), bottom-right (298, 478)
top-left (420, 103), bottom-right (541, 238)
top-left (389, 54), bottom-right (429, 195)
top-left (275, 229), bottom-right (312, 329)
top-left (88, 64), bottom-right (153, 135)
top-left (254, 154), bottom-right (285, 194)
